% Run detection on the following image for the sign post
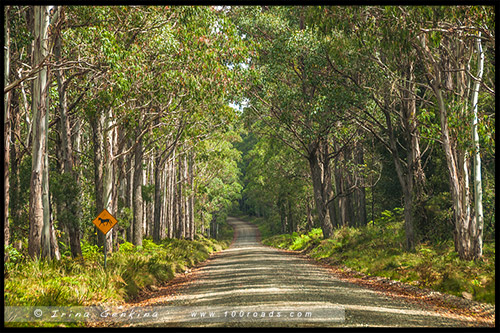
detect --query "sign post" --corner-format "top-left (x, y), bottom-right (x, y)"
top-left (104, 238), bottom-right (107, 269)
top-left (92, 209), bottom-right (118, 269)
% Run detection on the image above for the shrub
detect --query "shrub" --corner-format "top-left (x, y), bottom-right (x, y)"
top-left (4, 244), bottom-right (22, 272)
top-left (119, 241), bottom-right (135, 253)
top-left (81, 240), bottom-right (102, 261)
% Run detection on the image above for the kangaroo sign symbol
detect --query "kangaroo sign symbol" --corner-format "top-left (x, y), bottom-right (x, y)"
top-left (92, 209), bottom-right (118, 235)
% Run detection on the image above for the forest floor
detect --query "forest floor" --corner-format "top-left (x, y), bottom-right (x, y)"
top-left (111, 217), bottom-right (494, 328)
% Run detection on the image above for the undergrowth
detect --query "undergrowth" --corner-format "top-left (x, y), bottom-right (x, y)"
top-left (261, 208), bottom-right (495, 305)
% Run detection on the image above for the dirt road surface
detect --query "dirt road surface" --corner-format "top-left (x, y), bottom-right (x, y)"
top-left (126, 217), bottom-right (492, 327)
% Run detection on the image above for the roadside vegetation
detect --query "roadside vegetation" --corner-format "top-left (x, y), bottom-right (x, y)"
top-left (4, 224), bottom-right (233, 309)
top-left (246, 210), bottom-right (495, 305)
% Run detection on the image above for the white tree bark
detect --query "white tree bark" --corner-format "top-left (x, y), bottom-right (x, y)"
top-left (471, 32), bottom-right (485, 258)
top-left (103, 107), bottom-right (115, 252)
top-left (29, 5), bottom-right (50, 259)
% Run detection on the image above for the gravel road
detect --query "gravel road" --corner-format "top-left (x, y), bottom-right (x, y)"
top-left (130, 217), bottom-right (483, 327)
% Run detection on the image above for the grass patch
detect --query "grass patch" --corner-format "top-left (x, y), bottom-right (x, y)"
top-left (261, 208), bottom-right (495, 305)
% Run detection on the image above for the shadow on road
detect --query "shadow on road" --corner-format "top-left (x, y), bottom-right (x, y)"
top-left (131, 217), bottom-right (476, 327)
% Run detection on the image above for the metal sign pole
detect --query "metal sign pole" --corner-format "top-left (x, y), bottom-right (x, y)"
top-left (104, 235), bottom-right (107, 269)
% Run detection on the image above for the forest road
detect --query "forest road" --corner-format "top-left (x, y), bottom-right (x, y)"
top-left (129, 217), bottom-right (477, 327)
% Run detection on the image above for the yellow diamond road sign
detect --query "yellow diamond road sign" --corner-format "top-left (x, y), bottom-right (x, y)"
top-left (92, 209), bottom-right (118, 235)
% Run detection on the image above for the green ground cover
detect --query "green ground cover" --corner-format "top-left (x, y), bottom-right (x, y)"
top-left (252, 210), bottom-right (495, 305)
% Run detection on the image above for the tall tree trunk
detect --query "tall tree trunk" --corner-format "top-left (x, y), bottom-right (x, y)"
top-left (187, 151), bottom-right (195, 240)
top-left (113, 125), bottom-right (127, 251)
top-left (91, 111), bottom-right (104, 246)
top-left (167, 152), bottom-right (175, 238)
top-left (50, 217), bottom-right (61, 260)
top-left (28, 5), bottom-right (50, 259)
top-left (10, 89), bottom-right (22, 239)
top-left (278, 197), bottom-right (287, 233)
top-left (143, 155), bottom-right (152, 238)
top-left (354, 138), bottom-right (367, 227)
top-left (176, 154), bottom-right (185, 239)
top-left (305, 200), bottom-right (313, 231)
top-left (72, 118), bottom-right (82, 178)
top-left (471, 33), bottom-right (485, 259)
top-left (418, 32), bottom-right (481, 260)
top-left (287, 198), bottom-right (294, 233)
top-left (345, 146), bottom-right (356, 226)
top-left (161, 164), bottom-right (168, 240)
top-left (132, 124), bottom-right (144, 246)
top-left (102, 107), bottom-right (115, 252)
top-left (54, 11), bottom-right (82, 258)
top-left (40, 110), bottom-right (51, 259)
top-left (182, 153), bottom-right (189, 239)
top-left (4, 6), bottom-right (11, 251)
top-left (382, 99), bottom-right (416, 251)
top-left (433, 80), bottom-right (471, 259)
top-left (402, 61), bottom-right (427, 243)
top-left (335, 144), bottom-right (355, 227)
top-left (322, 141), bottom-right (338, 231)
top-left (125, 143), bottom-right (133, 242)
top-left (308, 140), bottom-right (334, 238)
top-left (153, 151), bottom-right (164, 243)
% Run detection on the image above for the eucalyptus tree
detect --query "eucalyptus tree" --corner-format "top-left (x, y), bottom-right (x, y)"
top-left (28, 5), bottom-right (63, 259)
top-left (324, 6), bottom-right (431, 250)
top-left (4, 6), bottom-right (11, 250)
top-left (5, 6), bottom-right (52, 255)
top-left (412, 6), bottom-right (495, 260)
top-left (232, 6), bottom-right (366, 237)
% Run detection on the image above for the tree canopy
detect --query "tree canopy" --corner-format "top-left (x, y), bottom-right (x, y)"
top-left (4, 5), bottom-right (495, 263)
